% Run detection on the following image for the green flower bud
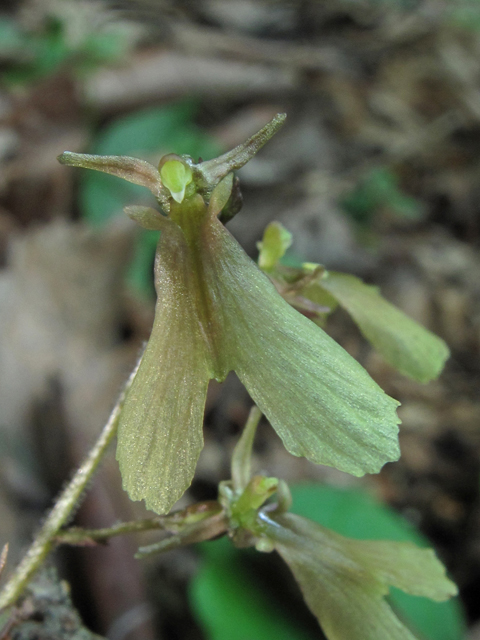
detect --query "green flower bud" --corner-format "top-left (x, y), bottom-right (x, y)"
top-left (159, 156), bottom-right (193, 203)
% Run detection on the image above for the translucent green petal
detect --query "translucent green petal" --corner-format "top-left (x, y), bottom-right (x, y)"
top-left (117, 218), bottom-right (211, 514)
top-left (317, 272), bottom-right (449, 383)
top-left (347, 540), bottom-right (458, 601)
top-left (200, 219), bottom-right (401, 476)
top-left (265, 514), bottom-right (423, 640)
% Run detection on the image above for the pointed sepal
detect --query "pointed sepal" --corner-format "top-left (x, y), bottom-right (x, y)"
top-left (58, 151), bottom-right (170, 209)
top-left (194, 113), bottom-right (286, 191)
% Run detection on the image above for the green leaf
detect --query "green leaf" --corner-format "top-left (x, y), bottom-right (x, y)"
top-left (116, 217), bottom-right (211, 514)
top-left (0, 17), bottom-right (26, 54)
top-left (189, 538), bottom-right (314, 640)
top-left (264, 512), bottom-right (457, 640)
top-left (289, 484), bottom-right (466, 640)
top-left (78, 30), bottom-right (129, 69)
top-left (257, 222), bottom-right (293, 271)
top-left (201, 219), bottom-right (401, 476)
top-left (316, 272), bottom-right (449, 382)
top-left (341, 167), bottom-right (423, 224)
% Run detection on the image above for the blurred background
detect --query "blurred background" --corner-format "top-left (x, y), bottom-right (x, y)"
top-left (1, 1), bottom-right (480, 638)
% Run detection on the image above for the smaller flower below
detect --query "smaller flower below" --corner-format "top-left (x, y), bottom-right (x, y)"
top-left (257, 511), bottom-right (458, 640)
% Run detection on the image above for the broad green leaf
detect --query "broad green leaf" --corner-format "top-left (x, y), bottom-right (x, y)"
top-left (257, 221), bottom-right (293, 271)
top-left (200, 218), bottom-right (401, 476)
top-left (289, 484), bottom-right (424, 542)
top-left (265, 513), bottom-right (456, 640)
top-left (341, 167), bottom-right (423, 224)
top-left (77, 30), bottom-right (130, 70)
top-left (116, 217), bottom-right (211, 514)
top-left (289, 484), bottom-right (466, 640)
top-left (317, 272), bottom-right (449, 382)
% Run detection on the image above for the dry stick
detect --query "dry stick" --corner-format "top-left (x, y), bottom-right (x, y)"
top-left (0, 358), bottom-right (141, 611)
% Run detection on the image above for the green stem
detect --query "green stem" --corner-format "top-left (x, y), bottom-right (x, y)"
top-left (55, 518), bottom-right (167, 545)
top-left (0, 359), bottom-right (141, 611)
top-left (231, 405), bottom-right (262, 493)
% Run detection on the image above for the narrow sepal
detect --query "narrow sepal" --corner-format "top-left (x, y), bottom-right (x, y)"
top-left (58, 151), bottom-right (169, 206)
top-left (195, 114), bottom-right (286, 189)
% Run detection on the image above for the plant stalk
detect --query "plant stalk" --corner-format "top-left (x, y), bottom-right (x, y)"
top-left (0, 359), bottom-right (140, 611)
top-left (55, 518), bottom-right (169, 546)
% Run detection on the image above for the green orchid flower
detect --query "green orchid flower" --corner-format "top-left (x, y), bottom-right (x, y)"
top-left (58, 114), bottom-right (401, 515)
top-left (259, 511), bottom-right (457, 640)
top-left (137, 407), bottom-right (458, 640)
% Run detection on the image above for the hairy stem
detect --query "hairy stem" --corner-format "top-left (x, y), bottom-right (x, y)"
top-left (0, 358), bottom-right (141, 611)
top-left (55, 518), bottom-right (169, 545)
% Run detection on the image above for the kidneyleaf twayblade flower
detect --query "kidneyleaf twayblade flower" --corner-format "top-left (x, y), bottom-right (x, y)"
top-left (138, 414), bottom-right (459, 640)
top-left (58, 114), bottom-right (401, 514)
top-left (258, 511), bottom-right (458, 640)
